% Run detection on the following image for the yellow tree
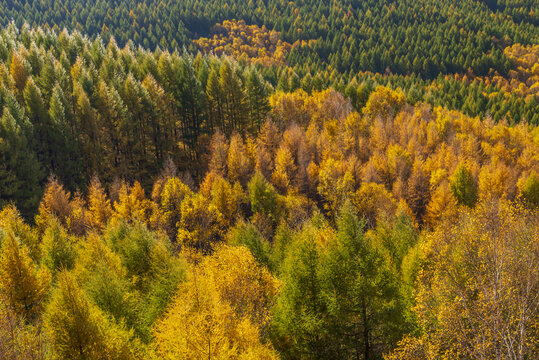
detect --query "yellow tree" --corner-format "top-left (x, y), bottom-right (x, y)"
top-left (88, 176), bottom-right (113, 230)
top-left (158, 177), bottom-right (193, 241)
top-left (10, 52), bottom-right (28, 98)
top-left (113, 181), bottom-right (152, 225)
top-left (317, 158), bottom-right (354, 220)
top-left (387, 201), bottom-right (539, 359)
top-left (176, 194), bottom-right (225, 255)
top-left (154, 246), bottom-right (279, 360)
top-left (208, 175), bottom-right (244, 228)
top-left (0, 231), bottom-right (50, 322)
top-left (227, 133), bottom-right (253, 186)
top-left (0, 205), bottom-right (41, 261)
top-left (35, 177), bottom-right (73, 232)
top-left (272, 146), bottom-right (297, 193)
top-left (0, 291), bottom-right (48, 359)
top-left (352, 182), bottom-right (398, 228)
top-left (363, 86), bottom-right (405, 119)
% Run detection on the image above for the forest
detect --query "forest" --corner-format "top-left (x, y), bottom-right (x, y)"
top-left (0, 0), bottom-right (538, 123)
top-left (0, 0), bottom-right (538, 359)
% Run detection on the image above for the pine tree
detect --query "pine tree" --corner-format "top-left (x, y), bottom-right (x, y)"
top-left (0, 106), bottom-right (43, 218)
top-left (246, 69), bottom-right (270, 133)
top-left (206, 68), bottom-right (224, 133)
top-left (41, 218), bottom-right (76, 275)
top-left (219, 60), bottom-right (247, 134)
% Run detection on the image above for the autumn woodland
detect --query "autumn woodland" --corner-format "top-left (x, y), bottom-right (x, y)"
top-left (0, 0), bottom-right (538, 359)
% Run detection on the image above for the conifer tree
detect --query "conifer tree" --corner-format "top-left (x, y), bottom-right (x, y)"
top-left (45, 271), bottom-right (139, 360)
top-left (450, 163), bottom-right (478, 208)
top-left (0, 107), bottom-right (43, 218)
top-left (0, 231), bottom-right (50, 322)
top-left (246, 69), bottom-right (270, 132)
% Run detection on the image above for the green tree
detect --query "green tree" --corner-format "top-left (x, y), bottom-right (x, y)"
top-left (246, 68), bottom-right (270, 133)
top-left (519, 171), bottom-right (539, 209)
top-left (45, 271), bottom-right (141, 360)
top-left (450, 164), bottom-right (478, 208)
top-left (0, 105), bottom-right (43, 218)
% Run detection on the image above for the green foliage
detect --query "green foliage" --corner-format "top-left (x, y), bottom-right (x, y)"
top-left (0, 0), bottom-right (535, 82)
top-left (0, 103), bottom-right (43, 218)
top-left (248, 172), bottom-right (282, 224)
top-left (450, 164), bottom-right (478, 208)
top-left (228, 220), bottom-right (273, 271)
top-left (41, 218), bottom-right (77, 275)
top-left (520, 171), bottom-right (539, 209)
top-left (273, 203), bottom-right (414, 359)
top-left (45, 271), bottom-right (143, 360)
top-left (271, 218), bottom-right (330, 358)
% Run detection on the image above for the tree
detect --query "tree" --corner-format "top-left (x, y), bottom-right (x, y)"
top-left (226, 133), bottom-right (253, 186)
top-left (317, 158), bottom-right (354, 220)
top-left (352, 182), bottom-right (398, 228)
top-left (208, 175), bottom-right (244, 228)
top-left (388, 201), bottom-right (539, 359)
top-left (219, 60), bottom-right (247, 134)
top-left (41, 218), bottom-right (77, 275)
top-left (0, 106), bottom-right (43, 218)
top-left (176, 194), bottom-right (224, 254)
top-left (450, 163), bottom-right (478, 208)
top-left (272, 216), bottom-right (333, 359)
top-left (10, 52), bottom-right (28, 97)
top-left (363, 86), bottom-right (405, 119)
top-left (519, 171), bottom-right (539, 209)
top-left (0, 291), bottom-right (48, 359)
top-left (406, 163), bottom-right (431, 225)
top-left (319, 203), bottom-right (408, 359)
top-left (35, 177), bottom-right (73, 232)
top-left (113, 182), bottom-right (152, 225)
top-left (246, 68), bottom-right (270, 132)
top-left (248, 172), bottom-right (282, 225)
top-left (272, 146), bottom-right (297, 193)
top-left (154, 246), bottom-right (278, 360)
top-left (45, 271), bottom-right (141, 360)
top-left (206, 67), bottom-right (225, 133)
top-left (158, 177), bottom-right (193, 241)
top-left (0, 231), bottom-right (50, 322)
top-left (88, 176), bottom-right (113, 230)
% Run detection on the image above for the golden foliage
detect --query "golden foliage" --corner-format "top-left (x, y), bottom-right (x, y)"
top-left (193, 20), bottom-right (310, 67)
top-left (154, 245), bottom-right (279, 360)
top-left (0, 231), bottom-right (50, 322)
top-left (388, 201), bottom-right (539, 359)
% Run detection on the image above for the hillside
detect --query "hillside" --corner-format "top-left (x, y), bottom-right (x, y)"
top-left (0, 1), bottom-right (538, 359)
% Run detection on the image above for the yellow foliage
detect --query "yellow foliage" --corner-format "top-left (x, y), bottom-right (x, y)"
top-left (193, 19), bottom-right (300, 67)
top-left (88, 176), bottom-right (113, 230)
top-left (113, 181), bottom-right (152, 225)
top-left (0, 231), bottom-right (50, 322)
top-left (352, 182), bottom-right (398, 228)
top-left (154, 246), bottom-right (279, 360)
top-left (177, 194), bottom-right (225, 254)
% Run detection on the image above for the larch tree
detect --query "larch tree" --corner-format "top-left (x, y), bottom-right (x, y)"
top-left (154, 245), bottom-right (279, 360)
top-left (0, 231), bottom-right (50, 322)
